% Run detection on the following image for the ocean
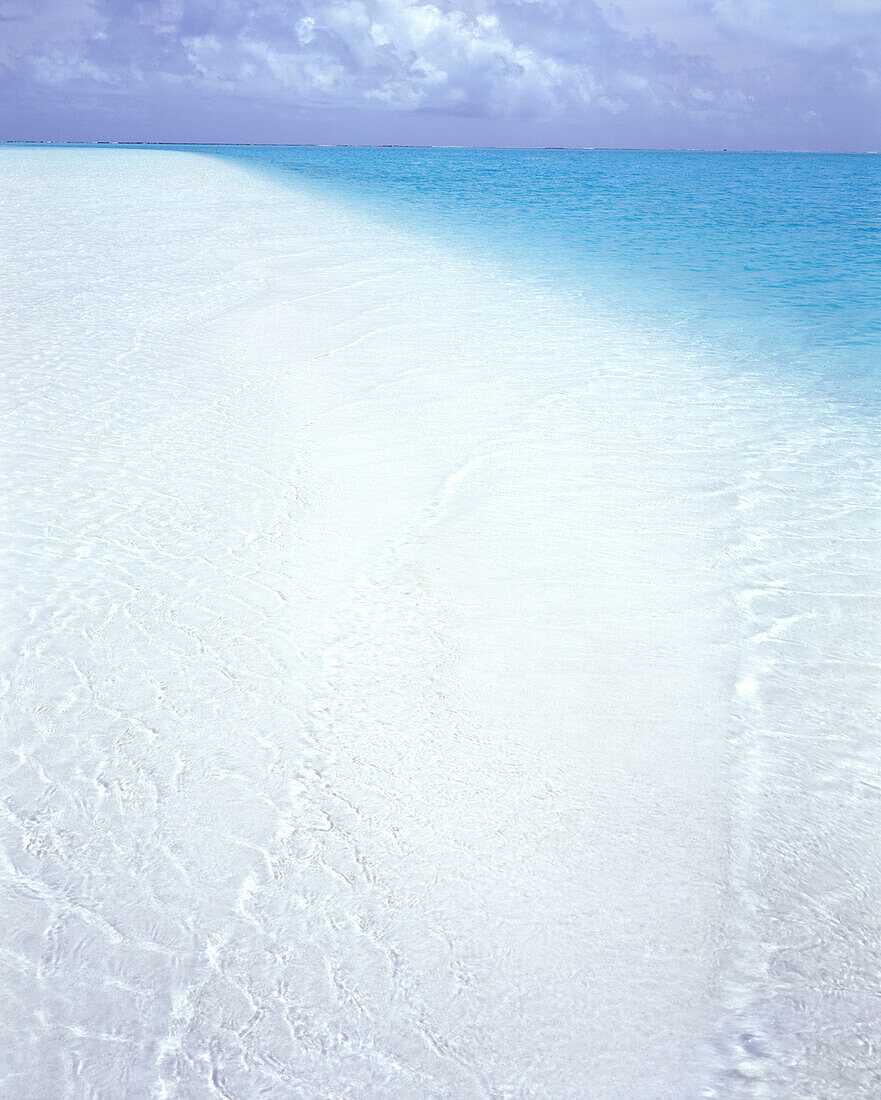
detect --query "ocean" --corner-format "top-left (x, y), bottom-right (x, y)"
top-left (1, 144), bottom-right (879, 1097)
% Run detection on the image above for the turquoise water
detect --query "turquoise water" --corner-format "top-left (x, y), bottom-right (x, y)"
top-left (181, 145), bottom-right (881, 401)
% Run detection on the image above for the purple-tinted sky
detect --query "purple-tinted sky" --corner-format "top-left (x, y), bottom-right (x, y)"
top-left (1, 0), bottom-right (879, 150)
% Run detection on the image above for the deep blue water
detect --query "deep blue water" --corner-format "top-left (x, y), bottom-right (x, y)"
top-left (175, 145), bottom-right (880, 400)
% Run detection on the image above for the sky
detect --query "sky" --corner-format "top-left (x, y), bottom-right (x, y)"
top-left (1, 0), bottom-right (879, 150)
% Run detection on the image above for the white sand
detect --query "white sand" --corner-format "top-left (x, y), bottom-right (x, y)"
top-left (2, 148), bottom-right (879, 1098)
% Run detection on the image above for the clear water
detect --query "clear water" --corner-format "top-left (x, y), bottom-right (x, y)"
top-left (158, 144), bottom-right (881, 1093)
top-left (2, 145), bottom-right (880, 1098)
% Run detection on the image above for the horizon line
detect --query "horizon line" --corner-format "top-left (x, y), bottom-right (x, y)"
top-left (2, 139), bottom-right (877, 155)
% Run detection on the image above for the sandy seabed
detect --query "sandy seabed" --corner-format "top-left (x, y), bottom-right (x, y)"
top-left (1, 148), bottom-right (879, 1098)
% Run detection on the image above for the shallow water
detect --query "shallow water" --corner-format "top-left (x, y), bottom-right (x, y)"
top-left (1, 146), bottom-right (880, 1098)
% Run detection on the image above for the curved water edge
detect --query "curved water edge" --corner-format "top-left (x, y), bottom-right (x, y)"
top-left (0, 145), bottom-right (879, 1097)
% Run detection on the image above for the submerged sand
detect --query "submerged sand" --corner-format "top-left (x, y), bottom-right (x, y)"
top-left (1, 148), bottom-right (879, 1098)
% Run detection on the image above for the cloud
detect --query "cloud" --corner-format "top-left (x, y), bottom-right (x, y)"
top-left (179, 0), bottom-right (594, 116)
top-left (1, 0), bottom-right (740, 120)
top-left (1, 0), bottom-right (879, 148)
top-left (2, 0), bottom-right (601, 116)
top-left (710, 0), bottom-right (881, 50)
top-left (0, 0), bottom-right (101, 63)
